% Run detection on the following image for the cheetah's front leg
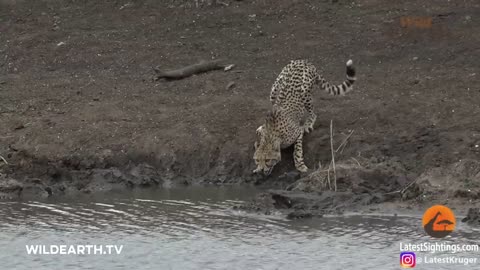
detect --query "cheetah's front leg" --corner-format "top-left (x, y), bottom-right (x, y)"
top-left (293, 133), bottom-right (308, 172)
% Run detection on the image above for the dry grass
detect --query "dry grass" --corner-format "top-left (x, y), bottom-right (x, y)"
top-left (321, 120), bottom-right (356, 191)
top-left (329, 120), bottom-right (337, 191)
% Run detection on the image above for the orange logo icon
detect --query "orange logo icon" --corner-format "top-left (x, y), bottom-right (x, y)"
top-left (422, 205), bottom-right (456, 238)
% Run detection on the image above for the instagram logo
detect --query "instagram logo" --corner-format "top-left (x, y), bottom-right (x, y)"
top-left (400, 252), bottom-right (416, 268)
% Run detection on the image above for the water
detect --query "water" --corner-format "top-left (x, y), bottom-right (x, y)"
top-left (1, 187), bottom-right (479, 270)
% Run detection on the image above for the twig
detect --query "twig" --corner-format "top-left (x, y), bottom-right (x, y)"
top-left (326, 165), bottom-right (332, 190)
top-left (0, 155), bottom-right (8, 165)
top-left (154, 59), bottom-right (231, 80)
top-left (335, 130), bottom-right (354, 154)
top-left (383, 179), bottom-right (419, 196)
top-left (383, 190), bottom-right (401, 195)
top-left (351, 157), bottom-right (362, 167)
top-left (401, 178), bottom-right (419, 194)
top-left (216, 0), bottom-right (229, 6)
top-left (330, 120), bottom-right (337, 192)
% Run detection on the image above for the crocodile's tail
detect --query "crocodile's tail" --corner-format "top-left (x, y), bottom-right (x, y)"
top-left (317, 59), bottom-right (356, 96)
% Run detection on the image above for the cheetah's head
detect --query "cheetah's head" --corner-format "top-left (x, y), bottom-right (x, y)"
top-left (253, 111), bottom-right (281, 176)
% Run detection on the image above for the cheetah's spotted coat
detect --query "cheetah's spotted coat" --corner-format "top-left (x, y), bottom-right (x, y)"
top-left (253, 59), bottom-right (356, 175)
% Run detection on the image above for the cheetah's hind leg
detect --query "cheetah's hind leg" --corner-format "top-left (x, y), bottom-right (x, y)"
top-left (303, 114), bottom-right (317, 134)
top-left (293, 133), bottom-right (308, 172)
top-left (303, 95), bottom-right (316, 134)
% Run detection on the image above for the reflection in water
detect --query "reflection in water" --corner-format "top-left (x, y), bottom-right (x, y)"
top-left (0, 187), bottom-right (479, 270)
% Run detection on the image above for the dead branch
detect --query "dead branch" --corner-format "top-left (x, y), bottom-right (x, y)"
top-left (330, 120), bottom-right (337, 192)
top-left (326, 164), bottom-right (332, 190)
top-left (154, 59), bottom-right (229, 80)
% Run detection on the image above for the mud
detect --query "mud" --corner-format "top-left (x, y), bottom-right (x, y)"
top-left (462, 208), bottom-right (480, 225)
top-left (0, 0), bottom-right (480, 217)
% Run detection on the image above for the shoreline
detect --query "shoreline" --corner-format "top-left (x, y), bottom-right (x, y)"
top-left (1, 0), bottom-right (480, 219)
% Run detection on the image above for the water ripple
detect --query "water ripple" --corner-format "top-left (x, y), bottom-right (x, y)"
top-left (1, 187), bottom-right (480, 270)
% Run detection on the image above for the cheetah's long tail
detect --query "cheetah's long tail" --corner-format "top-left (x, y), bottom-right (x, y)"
top-left (317, 59), bottom-right (356, 96)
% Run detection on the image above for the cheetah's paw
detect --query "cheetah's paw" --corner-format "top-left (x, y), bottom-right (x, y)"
top-left (256, 126), bottom-right (264, 135)
top-left (303, 125), bottom-right (314, 134)
top-left (296, 165), bottom-right (309, 173)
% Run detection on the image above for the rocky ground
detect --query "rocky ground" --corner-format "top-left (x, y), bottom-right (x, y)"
top-left (0, 0), bottom-right (479, 219)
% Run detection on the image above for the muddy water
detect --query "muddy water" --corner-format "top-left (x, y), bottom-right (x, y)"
top-left (0, 187), bottom-right (479, 270)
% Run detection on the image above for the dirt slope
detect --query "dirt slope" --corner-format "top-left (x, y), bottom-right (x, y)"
top-left (0, 0), bottom-right (479, 215)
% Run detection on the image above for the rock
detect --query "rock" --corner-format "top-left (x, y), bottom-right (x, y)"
top-left (226, 81), bottom-right (236, 90)
top-left (119, 2), bottom-right (133, 10)
top-left (0, 177), bottom-right (23, 198)
top-left (21, 185), bottom-right (50, 199)
top-left (287, 210), bottom-right (314, 220)
top-left (224, 64), bottom-right (235, 71)
top-left (13, 123), bottom-right (26, 130)
top-left (462, 208), bottom-right (480, 225)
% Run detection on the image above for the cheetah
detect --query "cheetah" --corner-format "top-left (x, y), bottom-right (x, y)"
top-left (253, 59), bottom-right (356, 175)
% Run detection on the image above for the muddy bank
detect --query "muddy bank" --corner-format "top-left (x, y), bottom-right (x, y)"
top-left (1, 0), bottom-right (480, 216)
top-left (239, 158), bottom-right (480, 219)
